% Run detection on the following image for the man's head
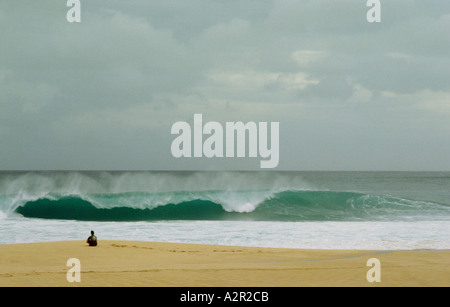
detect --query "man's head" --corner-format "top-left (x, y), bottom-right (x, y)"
top-left (91, 230), bottom-right (94, 235)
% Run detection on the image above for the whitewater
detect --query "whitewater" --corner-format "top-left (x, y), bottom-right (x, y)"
top-left (1, 171), bottom-right (449, 250)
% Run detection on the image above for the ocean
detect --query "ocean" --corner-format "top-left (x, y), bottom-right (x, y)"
top-left (0, 171), bottom-right (449, 250)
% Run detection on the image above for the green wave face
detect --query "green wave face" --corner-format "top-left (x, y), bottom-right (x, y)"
top-left (15, 190), bottom-right (450, 222)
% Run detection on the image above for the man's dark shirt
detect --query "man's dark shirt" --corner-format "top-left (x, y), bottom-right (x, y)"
top-left (87, 235), bottom-right (97, 246)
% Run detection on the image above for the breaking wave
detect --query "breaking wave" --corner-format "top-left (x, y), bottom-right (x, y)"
top-left (1, 171), bottom-right (449, 222)
top-left (12, 189), bottom-right (450, 222)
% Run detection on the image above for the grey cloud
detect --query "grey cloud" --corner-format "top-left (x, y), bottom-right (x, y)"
top-left (0, 0), bottom-right (449, 170)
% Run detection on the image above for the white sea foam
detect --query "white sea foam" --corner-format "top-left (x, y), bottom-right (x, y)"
top-left (1, 218), bottom-right (449, 250)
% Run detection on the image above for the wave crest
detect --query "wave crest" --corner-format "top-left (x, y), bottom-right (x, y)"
top-left (13, 189), bottom-right (450, 222)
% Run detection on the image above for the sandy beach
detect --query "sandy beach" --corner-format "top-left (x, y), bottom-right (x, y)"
top-left (0, 240), bottom-right (448, 287)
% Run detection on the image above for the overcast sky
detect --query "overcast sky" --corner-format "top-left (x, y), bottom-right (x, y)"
top-left (1, 0), bottom-right (449, 171)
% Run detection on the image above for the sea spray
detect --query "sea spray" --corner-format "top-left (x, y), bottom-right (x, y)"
top-left (12, 190), bottom-right (450, 222)
top-left (0, 171), bottom-right (311, 214)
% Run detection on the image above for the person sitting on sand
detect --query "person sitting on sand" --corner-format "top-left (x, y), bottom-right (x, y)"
top-left (86, 230), bottom-right (97, 246)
